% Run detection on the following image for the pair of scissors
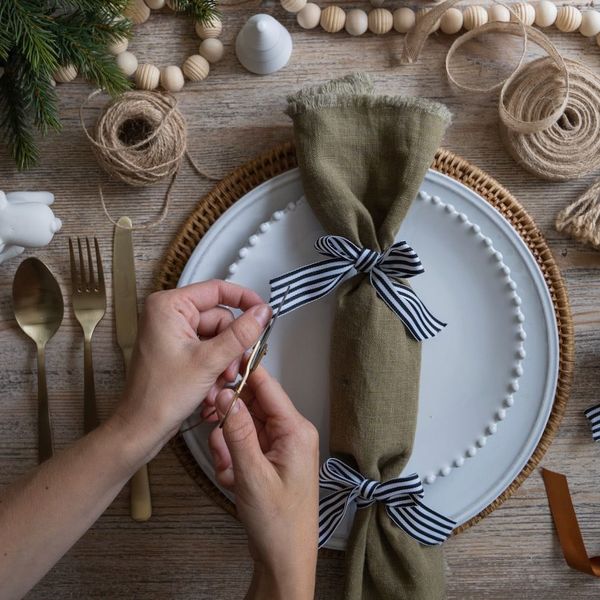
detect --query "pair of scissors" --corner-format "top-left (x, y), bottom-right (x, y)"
top-left (218, 286), bottom-right (290, 428)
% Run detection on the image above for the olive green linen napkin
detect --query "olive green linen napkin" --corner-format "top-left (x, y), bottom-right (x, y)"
top-left (286, 74), bottom-right (451, 600)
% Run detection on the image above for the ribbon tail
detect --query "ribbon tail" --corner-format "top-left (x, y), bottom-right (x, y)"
top-left (584, 403), bottom-right (600, 441)
top-left (269, 258), bottom-right (352, 316)
top-left (386, 499), bottom-right (455, 546)
top-left (371, 271), bottom-right (446, 341)
top-left (318, 489), bottom-right (356, 548)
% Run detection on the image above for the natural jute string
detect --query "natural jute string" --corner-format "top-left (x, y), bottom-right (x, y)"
top-left (81, 89), bottom-right (219, 230)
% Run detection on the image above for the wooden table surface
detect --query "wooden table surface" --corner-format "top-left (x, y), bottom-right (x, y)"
top-left (2, 2), bottom-right (600, 598)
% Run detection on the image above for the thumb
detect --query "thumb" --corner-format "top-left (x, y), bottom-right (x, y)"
top-left (203, 304), bottom-right (271, 377)
top-left (216, 388), bottom-right (263, 472)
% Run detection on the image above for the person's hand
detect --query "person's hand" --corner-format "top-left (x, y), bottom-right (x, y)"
top-left (112, 280), bottom-right (272, 462)
top-left (208, 367), bottom-right (319, 600)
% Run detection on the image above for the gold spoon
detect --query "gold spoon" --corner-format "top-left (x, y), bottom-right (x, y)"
top-left (13, 258), bottom-right (64, 464)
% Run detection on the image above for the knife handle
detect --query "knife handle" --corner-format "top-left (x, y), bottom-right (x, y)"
top-left (130, 464), bottom-right (152, 522)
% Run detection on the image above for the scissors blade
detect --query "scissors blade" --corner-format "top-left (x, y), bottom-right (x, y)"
top-left (256, 285), bottom-right (290, 352)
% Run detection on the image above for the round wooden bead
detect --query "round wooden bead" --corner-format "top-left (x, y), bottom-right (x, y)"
top-left (440, 7), bottom-right (463, 34)
top-left (108, 36), bottom-right (129, 55)
top-left (416, 8), bottom-right (440, 33)
top-left (488, 4), bottom-right (510, 23)
top-left (510, 3), bottom-right (535, 26)
top-left (346, 9), bottom-right (368, 36)
top-left (463, 5), bottom-right (488, 30)
top-left (555, 6), bottom-right (582, 32)
top-left (195, 17), bottom-right (222, 39)
top-left (116, 51), bottom-right (138, 76)
top-left (393, 7), bottom-right (415, 33)
top-left (135, 63), bottom-right (160, 89)
top-left (160, 65), bottom-right (185, 92)
top-left (182, 54), bottom-right (210, 81)
top-left (199, 38), bottom-right (224, 63)
top-left (320, 5), bottom-right (345, 33)
top-left (145, 0), bottom-right (165, 8)
top-left (53, 64), bottom-right (77, 83)
top-left (368, 8), bottom-right (393, 34)
top-left (281, 0), bottom-right (306, 13)
top-left (580, 10), bottom-right (600, 37)
top-left (297, 3), bottom-right (321, 29)
top-left (535, 0), bottom-right (557, 28)
top-left (124, 0), bottom-right (150, 24)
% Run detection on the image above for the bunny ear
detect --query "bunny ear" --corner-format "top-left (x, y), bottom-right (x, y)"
top-left (6, 191), bottom-right (54, 205)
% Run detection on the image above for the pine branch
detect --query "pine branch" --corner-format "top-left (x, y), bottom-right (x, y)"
top-left (0, 55), bottom-right (39, 170)
top-left (169, 0), bottom-right (219, 25)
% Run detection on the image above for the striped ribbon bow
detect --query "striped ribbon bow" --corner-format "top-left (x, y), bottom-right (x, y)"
top-left (318, 458), bottom-right (455, 548)
top-left (585, 404), bottom-right (600, 441)
top-left (269, 235), bottom-right (445, 341)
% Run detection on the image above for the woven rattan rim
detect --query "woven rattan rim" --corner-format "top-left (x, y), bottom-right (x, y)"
top-left (156, 141), bottom-right (574, 540)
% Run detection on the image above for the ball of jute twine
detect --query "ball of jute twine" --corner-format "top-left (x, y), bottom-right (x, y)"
top-left (81, 89), bottom-right (218, 230)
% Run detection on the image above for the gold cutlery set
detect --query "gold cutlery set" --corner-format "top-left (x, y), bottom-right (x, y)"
top-left (11, 218), bottom-right (151, 522)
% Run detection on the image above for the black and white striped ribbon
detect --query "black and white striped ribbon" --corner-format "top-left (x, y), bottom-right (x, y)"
top-left (269, 235), bottom-right (445, 341)
top-left (318, 458), bottom-right (455, 548)
top-left (585, 404), bottom-right (600, 441)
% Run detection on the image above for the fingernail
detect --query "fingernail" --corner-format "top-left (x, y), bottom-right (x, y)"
top-left (251, 304), bottom-right (271, 328)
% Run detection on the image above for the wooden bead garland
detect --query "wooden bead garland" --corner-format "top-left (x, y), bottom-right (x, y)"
top-left (284, 0), bottom-right (600, 53)
top-left (54, 64), bottom-right (78, 83)
top-left (113, 1), bottom-right (223, 92)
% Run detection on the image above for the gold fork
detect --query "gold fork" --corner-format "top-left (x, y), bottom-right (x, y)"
top-left (69, 238), bottom-right (106, 434)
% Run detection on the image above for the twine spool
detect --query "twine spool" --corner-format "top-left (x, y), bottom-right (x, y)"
top-left (81, 90), bottom-right (217, 229)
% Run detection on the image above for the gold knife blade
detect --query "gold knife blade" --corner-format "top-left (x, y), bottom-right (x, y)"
top-left (113, 216), bottom-right (152, 522)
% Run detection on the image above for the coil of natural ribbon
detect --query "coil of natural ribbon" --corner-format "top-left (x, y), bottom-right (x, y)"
top-left (81, 89), bottom-right (216, 229)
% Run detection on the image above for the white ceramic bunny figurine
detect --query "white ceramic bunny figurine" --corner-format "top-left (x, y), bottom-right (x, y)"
top-left (0, 191), bottom-right (62, 264)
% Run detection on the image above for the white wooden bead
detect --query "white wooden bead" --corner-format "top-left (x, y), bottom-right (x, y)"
top-left (124, 0), bottom-right (150, 24)
top-left (281, 0), bottom-right (306, 13)
top-left (160, 65), bottom-right (185, 92)
top-left (555, 5), bottom-right (582, 32)
top-left (182, 54), bottom-right (210, 81)
top-left (108, 36), bottom-right (129, 55)
top-left (580, 10), bottom-right (600, 37)
top-left (195, 17), bottom-right (222, 39)
top-left (535, 0), bottom-right (557, 28)
top-left (368, 8), bottom-right (393, 34)
top-left (199, 38), bottom-right (224, 63)
top-left (145, 0), bottom-right (165, 8)
top-left (416, 8), bottom-right (440, 33)
top-left (345, 9), bottom-right (368, 36)
top-left (488, 4), bottom-right (510, 23)
top-left (320, 5), bottom-right (345, 32)
top-left (116, 51), bottom-right (138, 76)
top-left (297, 3), bottom-right (321, 29)
top-left (53, 64), bottom-right (77, 83)
top-left (135, 63), bottom-right (160, 89)
top-left (440, 7), bottom-right (463, 34)
top-left (463, 5), bottom-right (488, 30)
top-left (510, 3), bottom-right (535, 26)
top-left (393, 7), bottom-right (415, 33)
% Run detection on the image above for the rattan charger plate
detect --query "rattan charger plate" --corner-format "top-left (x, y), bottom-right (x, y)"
top-left (156, 141), bottom-right (574, 538)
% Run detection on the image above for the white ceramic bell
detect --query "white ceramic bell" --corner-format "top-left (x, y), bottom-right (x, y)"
top-left (0, 191), bottom-right (62, 264)
top-left (235, 14), bottom-right (292, 75)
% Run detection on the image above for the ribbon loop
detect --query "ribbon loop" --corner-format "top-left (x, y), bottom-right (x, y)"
top-left (318, 458), bottom-right (455, 548)
top-left (269, 234), bottom-right (445, 342)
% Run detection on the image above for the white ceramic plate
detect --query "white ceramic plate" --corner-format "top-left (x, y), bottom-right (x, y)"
top-left (178, 169), bottom-right (559, 550)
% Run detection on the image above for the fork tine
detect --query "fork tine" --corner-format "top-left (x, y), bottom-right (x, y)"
top-left (94, 238), bottom-right (105, 292)
top-left (69, 238), bottom-right (80, 290)
top-left (77, 237), bottom-right (87, 289)
top-left (86, 237), bottom-right (95, 289)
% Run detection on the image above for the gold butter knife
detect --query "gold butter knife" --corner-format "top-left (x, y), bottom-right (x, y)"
top-left (113, 216), bottom-right (152, 522)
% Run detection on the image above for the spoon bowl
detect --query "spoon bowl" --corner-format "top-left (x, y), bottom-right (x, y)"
top-left (13, 257), bottom-right (64, 463)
